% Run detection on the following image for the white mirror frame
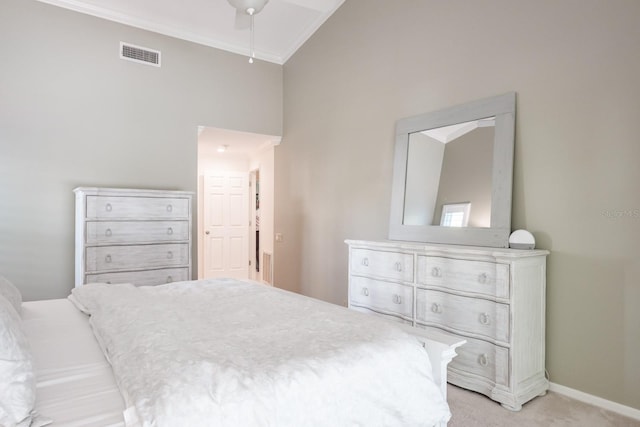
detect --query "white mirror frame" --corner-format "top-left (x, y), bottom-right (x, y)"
top-left (389, 92), bottom-right (516, 248)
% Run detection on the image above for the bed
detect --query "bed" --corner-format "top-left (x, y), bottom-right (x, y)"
top-left (2, 277), bottom-right (464, 427)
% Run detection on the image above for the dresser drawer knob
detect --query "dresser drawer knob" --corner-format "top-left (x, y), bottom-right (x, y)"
top-left (362, 287), bottom-right (369, 297)
top-left (478, 273), bottom-right (488, 284)
top-left (166, 275), bottom-right (173, 283)
top-left (479, 312), bottom-right (491, 325)
top-left (431, 303), bottom-right (442, 314)
top-left (392, 294), bottom-right (402, 304)
top-left (105, 203), bottom-right (112, 212)
top-left (105, 228), bottom-right (112, 237)
top-left (167, 251), bottom-right (174, 259)
top-left (167, 227), bottom-right (174, 235)
top-left (478, 353), bottom-right (489, 367)
top-left (394, 262), bottom-right (402, 272)
top-left (166, 204), bottom-right (173, 213)
top-left (105, 255), bottom-right (112, 263)
top-left (361, 258), bottom-right (369, 267)
top-left (431, 267), bottom-right (442, 277)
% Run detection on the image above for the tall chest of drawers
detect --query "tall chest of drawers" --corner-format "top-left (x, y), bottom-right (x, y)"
top-left (346, 239), bottom-right (549, 411)
top-left (74, 187), bottom-right (193, 287)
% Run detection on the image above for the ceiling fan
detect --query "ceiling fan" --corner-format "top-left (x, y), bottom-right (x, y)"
top-left (227, 0), bottom-right (270, 63)
top-left (227, 0), bottom-right (269, 29)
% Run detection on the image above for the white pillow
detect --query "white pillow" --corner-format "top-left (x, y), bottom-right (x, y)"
top-left (0, 275), bottom-right (22, 315)
top-left (0, 295), bottom-right (36, 427)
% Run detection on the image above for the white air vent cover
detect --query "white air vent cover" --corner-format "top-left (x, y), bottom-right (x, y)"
top-left (120, 42), bottom-right (161, 67)
top-left (262, 252), bottom-right (273, 285)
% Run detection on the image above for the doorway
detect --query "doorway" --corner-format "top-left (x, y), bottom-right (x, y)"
top-left (196, 126), bottom-right (279, 284)
top-left (249, 169), bottom-right (260, 281)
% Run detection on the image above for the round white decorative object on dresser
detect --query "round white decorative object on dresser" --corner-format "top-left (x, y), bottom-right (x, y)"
top-left (509, 229), bottom-right (536, 249)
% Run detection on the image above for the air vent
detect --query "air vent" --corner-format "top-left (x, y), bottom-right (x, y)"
top-left (262, 252), bottom-right (273, 285)
top-left (120, 42), bottom-right (161, 67)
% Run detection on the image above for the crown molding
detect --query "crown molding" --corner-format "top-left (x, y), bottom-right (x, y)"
top-left (282, 0), bottom-right (346, 63)
top-left (35, 0), bottom-right (284, 64)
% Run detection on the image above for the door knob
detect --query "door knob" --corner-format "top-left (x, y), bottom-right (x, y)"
top-left (205, 231), bottom-right (210, 235)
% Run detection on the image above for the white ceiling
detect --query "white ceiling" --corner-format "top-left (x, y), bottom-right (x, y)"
top-left (36, 0), bottom-right (345, 64)
top-left (422, 118), bottom-right (496, 144)
top-left (198, 127), bottom-right (281, 156)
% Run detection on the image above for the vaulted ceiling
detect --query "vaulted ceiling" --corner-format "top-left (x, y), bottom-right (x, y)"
top-left (36, 0), bottom-right (345, 64)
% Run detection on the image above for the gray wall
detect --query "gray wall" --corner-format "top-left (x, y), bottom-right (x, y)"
top-left (0, 0), bottom-right (282, 300)
top-left (278, 0), bottom-right (640, 410)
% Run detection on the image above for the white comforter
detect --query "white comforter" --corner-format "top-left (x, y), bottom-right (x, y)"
top-left (70, 279), bottom-right (450, 427)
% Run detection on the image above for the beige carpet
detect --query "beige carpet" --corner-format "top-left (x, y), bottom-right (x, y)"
top-left (447, 384), bottom-right (640, 427)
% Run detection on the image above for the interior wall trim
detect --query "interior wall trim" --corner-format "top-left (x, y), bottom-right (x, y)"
top-left (549, 382), bottom-right (640, 421)
top-left (34, 0), bottom-right (283, 63)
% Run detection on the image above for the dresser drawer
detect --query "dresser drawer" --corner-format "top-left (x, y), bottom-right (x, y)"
top-left (349, 276), bottom-right (413, 319)
top-left (86, 196), bottom-right (189, 220)
top-left (417, 256), bottom-right (510, 299)
top-left (86, 267), bottom-right (189, 286)
top-left (445, 333), bottom-right (509, 387)
top-left (349, 305), bottom-right (413, 325)
top-left (350, 248), bottom-right (414, 282)
top-left (86, 221), bottom-right (189, 244)
top-left (86, 243), bottom-right (189, 272)
top-left (416, 289), bottom-right (510, 343)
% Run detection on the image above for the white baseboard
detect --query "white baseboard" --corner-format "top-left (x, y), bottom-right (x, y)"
top-left (549, 382), bottom-right (640, 421)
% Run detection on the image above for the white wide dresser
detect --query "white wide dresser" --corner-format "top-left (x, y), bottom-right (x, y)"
top-left (74, 187), bottom-right (193, 287)
top-left (346, 239), bottom-right (549, 410)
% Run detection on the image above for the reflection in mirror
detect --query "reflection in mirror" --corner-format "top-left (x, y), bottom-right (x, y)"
top-left (403, 117), bottom-right (495, 227)
top-left (388, 92), bottom-right (515, 247)
top-left (440, 202), bottom-right (471, 227)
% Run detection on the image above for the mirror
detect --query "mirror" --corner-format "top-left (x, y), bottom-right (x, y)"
top-left (404, 117), bottom-right (495, 227)
top-left (389, 93), bottom-right (515, 247)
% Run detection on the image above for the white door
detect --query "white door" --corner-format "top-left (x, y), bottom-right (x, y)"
top-left (203, 172), bottom-right (249, 279)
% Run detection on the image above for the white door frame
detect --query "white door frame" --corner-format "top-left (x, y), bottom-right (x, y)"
top-left (196, 127), bottom-right (281, 284)
top-left (249, 169), bottom-right (259, 281)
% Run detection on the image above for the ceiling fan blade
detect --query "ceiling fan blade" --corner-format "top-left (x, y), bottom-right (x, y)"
top-left (234, 9), bottom-right (251, 29)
